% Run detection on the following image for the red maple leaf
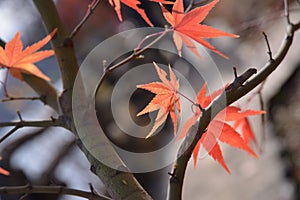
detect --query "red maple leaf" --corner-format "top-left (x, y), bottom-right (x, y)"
top-left (109, 0), bottom-right (154, 27)
top-left (177, 83), bottom-right (264, 173)
top-left (137, 62), bottom-right (180, 138)
top-left (160, 0), bottom-right (238, 58)
top-left (0, 29), bottom-right (57, 81)
top-left (231, 107), bottom-right (265, 148)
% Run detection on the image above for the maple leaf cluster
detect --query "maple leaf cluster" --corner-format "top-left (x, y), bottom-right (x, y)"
top-left (137, 63), bottom-right (265, 173)
top-left (0, 0), bottom-right (236, 83)
top-left (109, 0), bottom-right (237, 58)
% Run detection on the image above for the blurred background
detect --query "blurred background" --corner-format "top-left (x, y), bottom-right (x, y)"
top-left (0, 0), bottom-right (299, 199)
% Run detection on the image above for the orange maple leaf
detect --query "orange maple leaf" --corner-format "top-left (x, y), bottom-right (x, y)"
top-left (109, 0), bottom-right (154, 27)
top-left (231, 107), bottom-right (265, 148)
top-left (0, 29), bottom-right (57, 81)
top-left (0, 157), bottom-right (9, 176)
top-left (137, 62), bottom-right (180, 138)
top-left (160, 0), bottom-right (238, 58)
top-left (177, 83), bottom-right (265, 173)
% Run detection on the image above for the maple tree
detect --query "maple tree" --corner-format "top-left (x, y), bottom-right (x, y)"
top-left (0, 0), bottom-right (299, 200)
top-left (0, 29), bottom-right (57, 82)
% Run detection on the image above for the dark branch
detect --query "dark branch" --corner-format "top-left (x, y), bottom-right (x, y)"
top-left (1, 96), bottom-right (42, 102)
top-left (0, 127), bottom-right (20, 143)
top-left (69, 0), bottom-right (101, 39)
top-left (0, 118), bottom-right (63, 128)
top-left (225, 68), bottom-right (257, 92)
top-left (0, 184), bottom-right (112, 200)
top-left (168, 13), bottom-right (300, 200)
top-left (0, 118), bottom-right (64, 143)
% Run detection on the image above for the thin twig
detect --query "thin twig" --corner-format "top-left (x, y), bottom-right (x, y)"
top-left (284, 0), bottom-right (291, 25)
top-left (0, 184), bottom-right (112, 200)
top-left (262, 32), bottom-right (274, 61)
top-left (92, 30), bottom-right (169, 98)
top-left (69, 0), bottom-right (101, 39)
top-left (0, 126), bottom-right (20, 143)
top-left (16, 110), bottom-right (23, 121)
top-left (0, 118), bottom-right (63, 143)
top-left (1, 96), bottom-right (42, 102)
top-left (0, 118), bottom-right (63, 128)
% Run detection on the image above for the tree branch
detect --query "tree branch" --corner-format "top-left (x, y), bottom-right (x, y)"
top-left (69, 0), bottom-right (101, 39)
top-left (0, 184), bottom-right (112, 200)
top-left (0, 118), bottom-right (63, 128)
top-left (1, 96), bottom-right (41, 102)
top-left (33, 1), bottom-right (153, 199)
top-left (168, 17), bottom-right (300, 200)
top-left (33, 0), bottom-right (79, 95)
top-left (0, 118), bottom-right (64, 143)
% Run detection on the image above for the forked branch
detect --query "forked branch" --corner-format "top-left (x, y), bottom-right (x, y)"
top-left (168, 6), bottom-right (300, 200)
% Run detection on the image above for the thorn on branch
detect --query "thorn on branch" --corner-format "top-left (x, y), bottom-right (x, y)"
top-left (262, 32), bottom-right (274, 62)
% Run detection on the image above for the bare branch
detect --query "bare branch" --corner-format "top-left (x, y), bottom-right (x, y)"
top-left (0, 118), bottom-right (63, 143)
top-left (0, 184), bottom-right (112, 200)
top-left (168, 13), bottom-right (300, 200)
top-left (69, 0), bottom-right (101, 39)
top-left (0, 118), bottom-right (63, 128)
top-left (1, 96), bottom-right (42, 102)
